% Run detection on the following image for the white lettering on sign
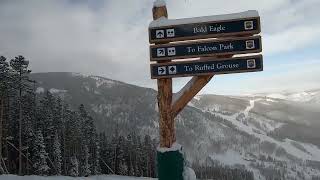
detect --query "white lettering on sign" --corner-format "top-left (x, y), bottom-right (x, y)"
top-left (193, 25), bottom-right (226, 34)
top-left (195, 64), bottom-right (215, 71)
top-left (197, 45), bottom-right (218, 52)
top-left (209, 25), bottom-right (226, 32)
top-left (186, 43), bottom-right (234, 54)
top-left (219, 43), bottom-right (234, 50)
top-left (187, 47), bottom-right (196, 53)
top-left (184, 65), bottom-right (193, 72)
top-left (193, 26), bottom-right (207, 34)
top-left (216, 63), bottom-right (239, 70)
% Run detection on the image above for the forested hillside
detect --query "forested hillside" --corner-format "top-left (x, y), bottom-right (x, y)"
top-left (0, 56), bottom-right (157, 177)
top-left (2, 56), bottom-right (320, 179)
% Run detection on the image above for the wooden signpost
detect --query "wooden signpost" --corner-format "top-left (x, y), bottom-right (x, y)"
top-left (149, 2), bottom-right (263, 180)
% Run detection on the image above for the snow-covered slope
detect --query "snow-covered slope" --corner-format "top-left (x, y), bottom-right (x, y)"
top-left (0, 175), bottom-right (155, 180)
top-left (192, 94), bottom-right (320, 179)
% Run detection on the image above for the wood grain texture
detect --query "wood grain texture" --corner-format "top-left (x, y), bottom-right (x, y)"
top-left (153, 5), bottom-right (176, 148)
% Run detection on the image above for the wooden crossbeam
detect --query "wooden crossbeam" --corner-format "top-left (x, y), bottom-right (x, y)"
top-left (171, 55), bottom-right (233, 118)
top-left (172, 75), bottom-right (213, 118)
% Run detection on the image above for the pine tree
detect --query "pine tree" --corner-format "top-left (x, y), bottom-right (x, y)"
top-left (22, 82), bottom-right (36, 175)
top-left (33, 130), bottom-right (50, 175)
top-left (61, 104), bottom-right (72, 175)
top-left (10, 55), bottom-right (32, 175)
top-left (0, 56), bottom-right (10, 174)
top-left (81, 145), bottom-right (91, 177)
top-left (53, 131), bottom-right (62, 175)
top-left (64, 106), bottom-right (82, 164)
top-left (79, 104), bottom-right (97, 173)
top-left (69, 156), bottom-right (79, 177)
top-left (93, 134), bottom-right (101, 175)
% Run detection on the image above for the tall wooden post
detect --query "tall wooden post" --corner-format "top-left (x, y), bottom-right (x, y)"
top-left (152, 4), bottom-right (215, 180)
top-left (153, 5), bottom-right (175, 148)
top-left (153, 5), bottom-right (184, 180)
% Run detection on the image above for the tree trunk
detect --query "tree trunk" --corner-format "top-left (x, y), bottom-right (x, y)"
top-left (0, 98), bottom-right (3, 158)
top-left (0, 98), bottom-right (4, 174)
top-left (19, 70), bottom-right (22, 175)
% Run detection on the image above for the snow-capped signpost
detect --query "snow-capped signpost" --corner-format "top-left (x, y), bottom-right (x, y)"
top-left (149, 1), bottom-right (263, 180)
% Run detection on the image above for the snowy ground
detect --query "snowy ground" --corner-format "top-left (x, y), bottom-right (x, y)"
top-left (0, 175), bottom-right (155, 180)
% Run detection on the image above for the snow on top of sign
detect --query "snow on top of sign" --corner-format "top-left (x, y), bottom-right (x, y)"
top-left (157, 142), bottom-right (182, 153)
top-left (149, 10), bottom-right (259, 28)
top-left (153, 0), bottom-right (166, 7)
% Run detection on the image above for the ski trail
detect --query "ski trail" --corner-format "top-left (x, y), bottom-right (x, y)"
top-left (243, 99), bottom-right (255, 118)
top-left (202, 98), bottom-right (320, 162)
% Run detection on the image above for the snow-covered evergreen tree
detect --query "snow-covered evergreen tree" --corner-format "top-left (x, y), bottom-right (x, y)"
top-left (53, 131), bottom-right (62, 175)
top-left (93, 134), bottom-right (102, 175)
top-left (81, 145), bottom-right (91, 177)
top-left (119, 162), bottom-right (128, 175)
top-left (69, 156), bottom-right (79, 177)
top-left (33, 130), bottom-right (50, 175)
top-left (0, 56), bottom-right (9, 174)
top-left (10, 55), bottom-right (32, 175)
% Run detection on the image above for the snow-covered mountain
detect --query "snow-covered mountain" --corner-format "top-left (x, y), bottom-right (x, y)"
top-left (30, 72), bottom-right (320, 180)
top-left (251, 89), bottom-right (320, 105)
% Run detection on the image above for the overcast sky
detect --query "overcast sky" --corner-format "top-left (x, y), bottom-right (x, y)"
top-left (1, 0), bottom-right (320, 95)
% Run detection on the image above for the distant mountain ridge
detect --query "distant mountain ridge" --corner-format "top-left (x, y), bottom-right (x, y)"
top-left (245, 89), bottom-right (320, 105)
top-left (30, 72), bottom-right (320, 180)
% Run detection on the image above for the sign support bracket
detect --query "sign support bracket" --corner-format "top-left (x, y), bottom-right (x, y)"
top-left (172, 75), bottom-right (213, 118)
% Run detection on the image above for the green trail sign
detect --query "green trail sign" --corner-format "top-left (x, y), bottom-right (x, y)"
top-left (149, 11), bottom-right (260, 43)
top-left (150, 55), bottom-right (263, 79)
top-left (150, 36), bottom-right (262, 61)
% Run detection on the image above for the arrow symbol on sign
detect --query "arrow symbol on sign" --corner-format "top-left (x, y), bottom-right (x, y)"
top-left (159, 49), bottom-right (164, 54)
top-left (158, 66), bottom-right (166, 75)
top-left (157, 31), bottom-right (164, 36)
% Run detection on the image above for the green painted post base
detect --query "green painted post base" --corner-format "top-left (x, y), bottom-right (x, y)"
top-left (157, 149), bottom-right (184, 180)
